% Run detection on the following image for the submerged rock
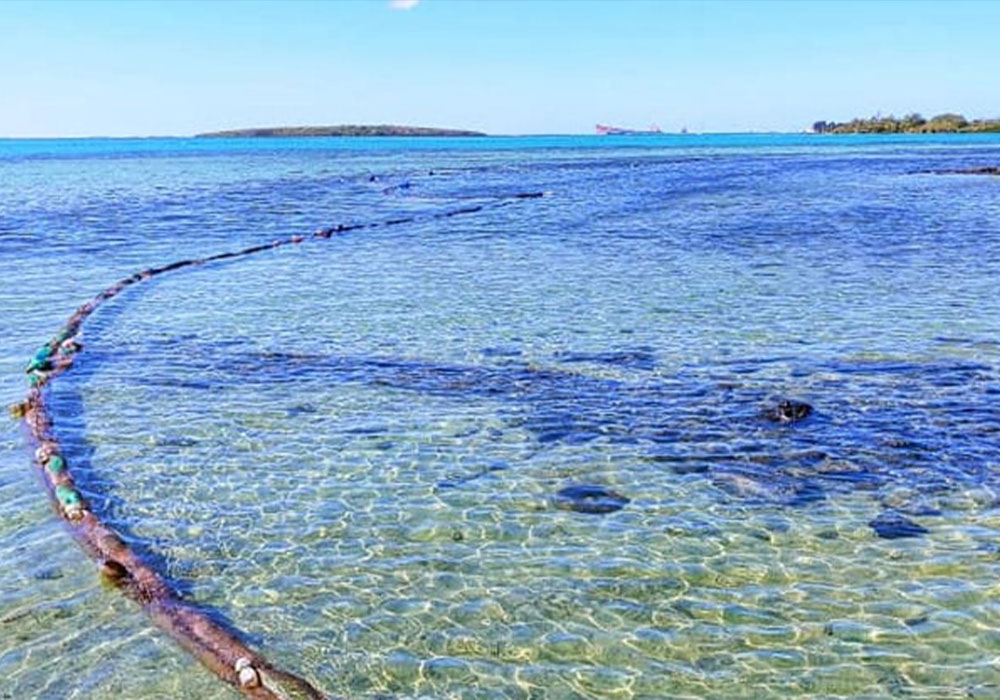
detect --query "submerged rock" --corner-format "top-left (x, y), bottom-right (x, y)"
top-left (766, 400), bottom-right (813, 423)
top-left (32, 566), bottom-right (63, 581)
top-left (869, 512), bottom-right (929, 539)
top-left (938, 166), bottom-right (1000, 176)
top-left (553, 484), bottom-right (630, 514)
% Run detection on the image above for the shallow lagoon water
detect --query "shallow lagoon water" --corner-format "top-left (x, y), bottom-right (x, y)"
top-left (2, 134), bottom-right (1000, 698)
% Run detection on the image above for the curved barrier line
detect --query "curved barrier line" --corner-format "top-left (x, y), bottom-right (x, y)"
top-left (11, 193), bottom-right (544, 699)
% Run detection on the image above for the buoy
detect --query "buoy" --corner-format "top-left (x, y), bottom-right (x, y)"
top-left (54, 484), bottom-right (84, 517)
top-left (235, 657), bottom-right (260, 688)
top-left (26, 346), bottom-right (52, 372)
top-left (26, 358), bottom-right (50, 371)
top-left (45, 455), bottom-right (66, 474)
top-left (35, 443), bottom-right (58, 463)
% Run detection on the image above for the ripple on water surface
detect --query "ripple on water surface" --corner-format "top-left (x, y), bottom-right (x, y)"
top-left (3, 138), bottom-right (1000, 698)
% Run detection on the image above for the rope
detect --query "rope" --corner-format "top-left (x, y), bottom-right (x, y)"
top-left (11, 192), bottom-right (545, 699)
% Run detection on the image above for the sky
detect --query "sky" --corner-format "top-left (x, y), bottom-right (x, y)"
top-left (1, 0), bottom-right (999, 137)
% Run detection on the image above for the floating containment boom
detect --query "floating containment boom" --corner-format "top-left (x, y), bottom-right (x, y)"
top-left (13, 191), bottom-right (545, 698)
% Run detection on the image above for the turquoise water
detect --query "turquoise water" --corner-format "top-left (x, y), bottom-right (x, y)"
top-left (2, 134), bottom-right (1000, 698)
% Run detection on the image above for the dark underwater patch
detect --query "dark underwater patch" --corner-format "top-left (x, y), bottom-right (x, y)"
top-left (554, 348), bottom-right (657, 370)
top-left (481, 346), bottom-right (523, 359)
top-left (869, 512), bottom-right (930, 539)
top-left (284, 403), bottom-right (318, 417)
top-left (107, 339), bottom-right (1000, 518)
top-left (552, 484), bottom-right (630, 514)
top-left (919, 166), bottom-right (1000, 176)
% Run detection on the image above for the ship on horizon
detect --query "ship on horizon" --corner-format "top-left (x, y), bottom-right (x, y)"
top-left (595, 123), bottom-right (663, 135)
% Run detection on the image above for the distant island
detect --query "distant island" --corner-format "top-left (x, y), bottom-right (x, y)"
top-left (812, 113), bottom-right (1000, 134)
top-left (196, 124), bottom-right (487, 138)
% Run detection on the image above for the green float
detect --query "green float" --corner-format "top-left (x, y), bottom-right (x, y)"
top-left (45, 455), bottom-right (66, 474)
top-left (25, 347), bottom-right (52, 372)
top-left (54, 484), bottom-right (82, 509)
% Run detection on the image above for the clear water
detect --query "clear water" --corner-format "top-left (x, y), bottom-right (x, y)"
top-left (2, 134), bottom-right (1000, 699)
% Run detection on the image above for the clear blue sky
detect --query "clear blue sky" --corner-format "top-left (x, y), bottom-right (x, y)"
top-left (2, 0), bottom-right (999, 137)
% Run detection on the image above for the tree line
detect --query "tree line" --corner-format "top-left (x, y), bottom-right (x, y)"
top-left (812, 113), bottom-right (1000, 134)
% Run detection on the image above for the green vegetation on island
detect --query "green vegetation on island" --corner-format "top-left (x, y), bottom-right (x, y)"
top-left (196, 124), bottom-right (487, 137)
top-left (812, 113), bottom-right (1000, 134)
